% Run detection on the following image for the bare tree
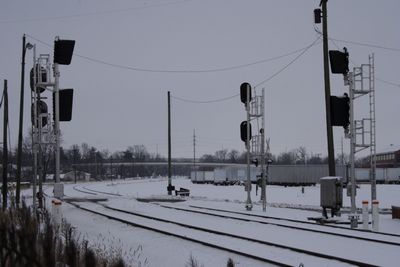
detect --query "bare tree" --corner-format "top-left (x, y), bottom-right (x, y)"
top-left (227, 149), bottom-right (239, 163)
top-left (277, 151), bottom-right (296, 165)
top-left (131, 145), bottom-right (149, 161)
top-left (21, 130), bottom-right (55, 182)
top-left (308, 154), bottom-right (323, 164)
top-left (295, 146), bottom-right (308, 164)
top-left (215, 149), bottom-right (228, 162)
top-left (80, 143), bottom-right (91, 162)
top-left (200, 154), bottom-right (215, 163)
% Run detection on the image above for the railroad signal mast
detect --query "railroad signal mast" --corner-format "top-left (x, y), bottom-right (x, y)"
top-left (240, 83), bottom-right (267, 212)
top-left (346, 54), bottom-right (377, 228)
top-left (250, 88), bottom-right (266, 212)
top-left (328, 47), bottom-right (377, 228)
top-left (31, 51), bottom-right (54, 208)
top-left (30, 37), bottom-right (75, 205)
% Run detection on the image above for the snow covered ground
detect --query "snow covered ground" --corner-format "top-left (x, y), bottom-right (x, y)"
top-left (36, 177), bottom-right (400, 267)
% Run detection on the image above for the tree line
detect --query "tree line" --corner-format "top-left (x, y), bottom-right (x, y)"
top-left (2, 130), bottom-right (360, 182)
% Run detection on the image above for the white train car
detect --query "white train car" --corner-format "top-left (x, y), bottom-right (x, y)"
top-left (354, 168), bottom-right (398, 184)
top-left (213, 167), bottom-right (242, 185)
top-left (214, 168), bottom-right (227, 185)
top-left (355, 168), bottom-right (370, 183)
top-left (238, 167), bottom-right (260, 183)
top-left (226, 167), bottom-right (240, 184)
top-left (209, 165), bottom-right (354, 186)
top-left (386, 168), bottom-right (400, 184)
top-left (267, 165), bottom-right (347, 186)
top-left (356, 167), bottom-right (400, 184)
top-left (386, 168), bottom-right (400, 183)
top-left (190, 171), bottom-right (205, 183)
top-left (267, 165), bottom-right (323, 185)
top-left (204, 171), bottom-right (214, 183)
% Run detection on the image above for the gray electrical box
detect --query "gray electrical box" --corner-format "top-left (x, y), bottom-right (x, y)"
top-left (53, 183), bottom-right (64, 199)
top-left (320, 176), bottom-right (343, 217)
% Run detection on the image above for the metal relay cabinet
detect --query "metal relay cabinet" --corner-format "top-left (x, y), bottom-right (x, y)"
top-left (320, 176), bottom-right (343, 217)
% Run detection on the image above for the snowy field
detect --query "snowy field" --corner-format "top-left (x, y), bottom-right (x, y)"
top-left (35, 177), bottom-right (400, 267)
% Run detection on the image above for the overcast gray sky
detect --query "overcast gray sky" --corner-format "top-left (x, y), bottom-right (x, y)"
top-left (1, 0), bottom-right (399, 158)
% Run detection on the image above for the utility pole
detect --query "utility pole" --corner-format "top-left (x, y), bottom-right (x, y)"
top-left (110, 156), bottom-right (113, 182)
top-left (16, 34), bottom-right (29, 206)
top-left (32, 44), bottom-right (37, 211)
top-left (348, 71), bottom-right (358, 228)
top-left (167, 91), bottom-right (173, 195)
top-left (2, 80), bottom-right (8, 210)
top-left (193, 129), bottom-right (196, 181)
top-left (321, 0), bottom-right (335, 176)
top-left (131, 156), bottom-right (134, 178)
top-left (95, 152), bottom-right (98, 180)
top-left (73, 149), bottom-right (77, 184)
top-left (156, 144), bottom-right (159, 158)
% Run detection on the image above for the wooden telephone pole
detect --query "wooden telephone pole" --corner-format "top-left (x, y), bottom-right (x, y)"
top-left (321, 0), bottom-right (336, 176)
top-left (2, 80), bottom-right (9, 210)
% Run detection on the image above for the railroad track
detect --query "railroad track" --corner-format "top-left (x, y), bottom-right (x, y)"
top-left (67, 201), bottom-right (294, 266)
top-left (80, 186), bottom-right (122, 196)
top-left (156, 204), bottom-right (400, 245)
top-left (186, 204), bottom-right (400, 238)
top-left (66, 200), bottom-right (384, 267)
top-left (70, 185), bottom-right (400, 242)
top-left (72, 185), bottom-right (98, 195)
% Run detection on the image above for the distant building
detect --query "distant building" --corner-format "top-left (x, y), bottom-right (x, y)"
top-left (46, 171), bottom-right (91, 182)
top-left (63, 171), bottom-right (91, 182)
top-left (375, 144), bottom-right (400, 168)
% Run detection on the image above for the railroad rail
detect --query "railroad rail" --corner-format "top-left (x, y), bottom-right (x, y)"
top-left (67, 200), bottom-right (381, 267)
top-left (81, 186), bottom-right (122, 196)
top-left (72, 185), bottom-right (97, 195)
top-left (66, 201), bottom-right (293, 266)
top-left (187, 204), bottom-right (400, 238)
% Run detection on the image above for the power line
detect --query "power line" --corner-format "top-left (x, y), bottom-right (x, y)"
top-left (330, 37), bottom-right (400, 53)
top-left (329, 38), bottom-right (400, 88)
top-left (26, 34), bottom-right (322, 74)
top-left (0, 90), bottom-right (4, 109)
top-left (0, 0), bottom-right (192, 24)
top-left (172, 37), bottom-right (321, 104)
top-left (171, 93), bottom-right (239, 104)
top-left (28, 32), bottom-right (398, 102)
top-left (314, 25), bottom-right (400, 53)
top-left (376, 78), bottom-right (400, 88)
top-left (28, 33), bottom-right (397, 89)
top-left (25, 34), bottom-right (53, 48)
top-left (254, 37), bottom-right (321, 88)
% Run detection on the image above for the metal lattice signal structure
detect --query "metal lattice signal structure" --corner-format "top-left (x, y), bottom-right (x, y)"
top-left (249, 88), bottom-right (267, 211)
top-left (249, 90), bottom-right (264, 157)
top-left (34, 55), bottom-right (56, 146)
top-left (368, 55), bottom-right (377, 202)
top-left (347, 54), bottom-right (376, 227)
top-left (31, 52), bottom-right (56, 208)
